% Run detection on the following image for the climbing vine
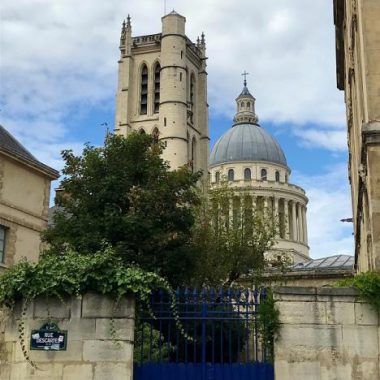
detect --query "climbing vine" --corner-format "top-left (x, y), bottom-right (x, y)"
top-left (337, 271), bottom-right (380, 311)
top-left (0, 246), bottom-right (175, 366)
top-left (0, 246), bottom-right (169, 310)
top-left (256, 289), bottom-right (280, 363)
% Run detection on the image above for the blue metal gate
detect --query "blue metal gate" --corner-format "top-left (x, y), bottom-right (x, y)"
top-left (134, 288), bottom-right (274, 380)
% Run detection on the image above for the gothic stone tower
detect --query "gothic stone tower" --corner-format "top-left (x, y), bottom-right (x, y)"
top-left (115, 11), bottom-right (209, 174)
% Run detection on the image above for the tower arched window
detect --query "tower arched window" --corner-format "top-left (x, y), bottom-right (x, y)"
top-left (228, 169), bottom-right (234, 181)
top-left (190, 74), bottom-right (195, 124)
top-left (261, 168), bottom-right (267, 181)
top-left (140, 64), bottom-right (148, 115)
top-left (244, 168), bottom-right (251, 180)
top-left (154, 62), bottom-right (161, 113)
top-left (191, 137), bottom-right (197, 172)
top-left (215, 171), bottom-right (220, 183)
top-left (275, 171), bottom-right (280, 182)
top-left (247, 101), bottom-right (250, 109)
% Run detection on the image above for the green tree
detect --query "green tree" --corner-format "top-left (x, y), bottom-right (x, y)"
top-left (43, 133), bottom-right (201, 285)
top-left (191, 183), bottom-right (278, 286)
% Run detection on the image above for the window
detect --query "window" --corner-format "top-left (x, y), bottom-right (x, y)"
top-left (228, 169), bottom-right (234, 181)
top-left (215, 171), bottom-right (220, 183)
top-left (285, 174), bottom-right (288, 183)
top-left (191, 137), bottom-right (197, 172)
top-left (154, 63), bottom-right (161, 113)
top-left (140, 64), bottom-right (148, 115)
top-left (0, 226), bottom-right (5, 263)
top-left (139, 128), bottom-right (145, 134)
top-left (190, 74), bottom-right (195, 104)
top-left (261, 168), bottom-right (267, 181)
top-left (181, 50), bottom-right (183, 59)
top-left (244, 168), bottom-right (251, 180)
top-left (275, 171), bottom-right (280, 182)
top-left (164, 117), bottom-right (167, 127)
top-left (247, 101), bottom-right (250, 108)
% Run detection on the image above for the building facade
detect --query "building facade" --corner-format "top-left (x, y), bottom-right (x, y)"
top-left (114, 11), bottom-right (209, 174)
top-left (334, 0), bottom-right (380, 271)
top-left (209, 82), bottom-right (310, 263)
top-left (0, 125), bottom-right (59, 270)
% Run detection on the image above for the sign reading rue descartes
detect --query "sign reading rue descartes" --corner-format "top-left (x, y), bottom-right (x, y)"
top-left (30, 322), bottom-right (67, 351)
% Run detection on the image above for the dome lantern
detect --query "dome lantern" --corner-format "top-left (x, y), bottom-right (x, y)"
top-left (233, 72), bottom-right (258, 125)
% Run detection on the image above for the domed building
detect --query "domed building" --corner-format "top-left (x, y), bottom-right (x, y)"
top-left (209, 79), bottom-right (310, 263)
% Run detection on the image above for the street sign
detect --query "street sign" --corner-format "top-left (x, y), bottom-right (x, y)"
top-left (30, 322), bottom-right (67, 351)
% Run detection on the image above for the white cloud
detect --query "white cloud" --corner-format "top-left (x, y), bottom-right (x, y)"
top-left (0, 0), bottom-right (353, 256)
top-left (1, 0), bottom-right (346, 162)
top-left (292, 164), bottom-right (354, 258)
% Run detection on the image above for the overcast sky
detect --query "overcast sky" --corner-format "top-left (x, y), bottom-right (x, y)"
top-left (0, 0), bottom-right (354, 259)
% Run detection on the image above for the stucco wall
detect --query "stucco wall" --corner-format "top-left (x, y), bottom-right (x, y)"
top-left (0, 293), bottom-right (135, 380)
top-left (0, 155), bottom-right (53, 269)
top-left (274, 286), bottom-right (379, 380)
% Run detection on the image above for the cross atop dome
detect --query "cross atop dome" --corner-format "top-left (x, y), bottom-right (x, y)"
top-left (241, 70), bottom-right (249, 86)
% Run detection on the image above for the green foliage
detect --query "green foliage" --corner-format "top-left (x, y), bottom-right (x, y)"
top-left (42, 133), bottom-right (201, 285)
top-left (337, 271), bottom-right (380, 311)
top-left (0, 246), bottom-right (168, 309)
top-left (191, 183), bottom-right (278, 286)
top-left (134, 322), bottom-right (174, 363)
top-left (257, 289), bottom-right (280, 363)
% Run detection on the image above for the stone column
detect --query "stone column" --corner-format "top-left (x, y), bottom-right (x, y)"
top-left (292, 201), bottom-right (297, 241)
top-left (284, 199), bottom-right (290, 240)
top-left (302, 206), bottom-right (308, 245)
top-left (297, 203), bottom-right (304, 243)
top-left (252, 195), bottom-right (257, 212)
top-left (274, 197), bottom-right (279, 238)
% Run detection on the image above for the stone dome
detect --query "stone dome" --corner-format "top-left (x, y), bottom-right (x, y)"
top-left (210, 123), bottom-right (287, 167)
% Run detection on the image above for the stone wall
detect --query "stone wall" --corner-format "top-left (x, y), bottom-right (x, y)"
top-left (274, 286), bottom-right (379, 380)
top-left (0, 293), bottom-right (135, 380)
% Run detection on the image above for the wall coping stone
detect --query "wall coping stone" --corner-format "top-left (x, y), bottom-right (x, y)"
top-left (274, 286), bottom-right (360, 297)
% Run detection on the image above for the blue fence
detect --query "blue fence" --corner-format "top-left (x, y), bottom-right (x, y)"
top-left (134, 288), bottom-right (274, 380)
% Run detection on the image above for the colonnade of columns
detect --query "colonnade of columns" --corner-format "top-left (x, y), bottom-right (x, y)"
top-left (232, 195), bottom-right (308, 245)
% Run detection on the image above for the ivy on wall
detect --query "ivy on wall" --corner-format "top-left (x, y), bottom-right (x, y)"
top-left (338, 271), bottom-right (380, 311)
top-left (0, 245), bottom-right (169, 310)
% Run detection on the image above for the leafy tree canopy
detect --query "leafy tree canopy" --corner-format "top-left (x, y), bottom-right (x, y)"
top-left (191, 184), bottom-right (278, 287)
top-left (43, 133), bottom-right (201, 285)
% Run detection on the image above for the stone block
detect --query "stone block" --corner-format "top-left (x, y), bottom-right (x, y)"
top-left (275, 360), bottom-right (321, 380)
top-left (4, 318), bottom-right (19, 342)
top-left (63, 364), bottom-right (93, 380)
top-left (277, 301), bottom-right (326, 325)
top-left (69, 296), bottom-right (82, 319)
top-left (28, 340), bottom-right (83, 363)
top-left (320, 363), bottom-right (352, 380)
top-left (13, 302), bottom-right (33, 320)
top-left (33, 298), bottom-right (70, 319)
top-left (325, 301), bottom-right (355, 325)
top-left (10, 362), bottom-right (64, 380)
top-left (355, 302), bottom-right (379, 325)
top-left (277, 325), bottom-right (343, 353)
top-left (317, 287), bottom-right (359, 297)
top-left (83, 340), bottom-right (133, 362)
top-left (82, 293), bottom-right (134, 319)
top-left (342, 325), bottom-right (379, 358)
top-left (95, 318), bottom-right (134, 341)
top-left (59, 318), bottom-right (96, 340)
top-left (0, 363), bottom-right (11, 380)
top-left (94, 362), bottom-right (133, 380)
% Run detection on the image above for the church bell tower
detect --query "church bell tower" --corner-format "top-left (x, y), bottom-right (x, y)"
top-left (115, 11), bottom-right (209, 174)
